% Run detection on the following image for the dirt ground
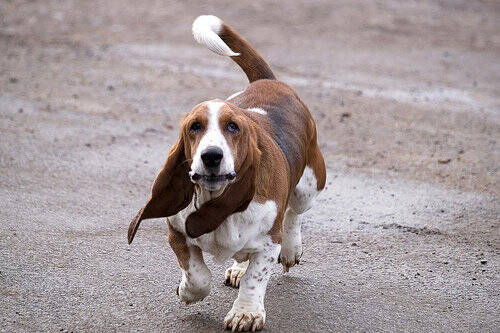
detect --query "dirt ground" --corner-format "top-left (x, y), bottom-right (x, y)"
top-left (1, 1), bottom-right (499, 332)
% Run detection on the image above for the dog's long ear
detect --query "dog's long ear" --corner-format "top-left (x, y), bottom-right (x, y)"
top-left (185, 128), bottom-right (261, 238)
top-left (128, 136), bottom-right (194, 244)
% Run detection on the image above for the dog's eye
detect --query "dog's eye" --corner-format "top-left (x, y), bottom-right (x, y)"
top-left (190, 122), bottom-right (202, 133)
top-left (225, 121), bottom-right (239, 134)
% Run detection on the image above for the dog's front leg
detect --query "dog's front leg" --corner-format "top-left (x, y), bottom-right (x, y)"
top-left (176, 245), bottom-right (211, 304)
top-left (223, 242), bottom-right (280, 332)
top-left (168, 223), bottom-right (211, 305)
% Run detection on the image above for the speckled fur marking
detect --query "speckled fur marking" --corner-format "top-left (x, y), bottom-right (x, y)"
top-left (223, 241), bottom-right (280, 331)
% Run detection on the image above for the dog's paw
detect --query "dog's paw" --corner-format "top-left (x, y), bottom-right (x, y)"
top-left (176, 280), bottom-right (209, 305)
top-left (224, 261), bottom-right (249, 288)
top-left (278, 241), bottom-right (302, 273)
top-left (223, 307), bottom-right (265, 332)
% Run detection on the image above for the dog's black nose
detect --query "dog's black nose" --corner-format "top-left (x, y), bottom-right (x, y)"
top-left (201, 146), bottom-right (223, 168)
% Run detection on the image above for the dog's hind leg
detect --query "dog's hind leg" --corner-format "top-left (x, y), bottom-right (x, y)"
top-left (279, 166), bottom-right (318, 272)
top-left (280, 143), bottom-right (326, 272)
top-left (278, 206), bottom-right (302, 272)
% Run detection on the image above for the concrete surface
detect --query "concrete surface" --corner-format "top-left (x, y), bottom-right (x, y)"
top-left (0, 1), bottom-right (499, 332)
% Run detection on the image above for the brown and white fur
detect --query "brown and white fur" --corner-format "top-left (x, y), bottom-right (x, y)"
top-left (127, 15), bottom-right (326, 332)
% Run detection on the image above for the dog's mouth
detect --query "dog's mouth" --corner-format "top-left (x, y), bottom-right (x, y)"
top-left (190, 172), bottom-right (236, 183)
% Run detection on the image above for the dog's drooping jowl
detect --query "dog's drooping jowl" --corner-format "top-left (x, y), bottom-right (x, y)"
top-left (128, 15), bottom-right (326, 332)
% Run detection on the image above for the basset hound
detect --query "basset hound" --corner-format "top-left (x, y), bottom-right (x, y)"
top-left (127, 15), bottom-right (326, 332)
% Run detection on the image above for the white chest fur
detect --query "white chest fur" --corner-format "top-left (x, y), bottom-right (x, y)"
top-left (169, 189), bottom-right (278, 263)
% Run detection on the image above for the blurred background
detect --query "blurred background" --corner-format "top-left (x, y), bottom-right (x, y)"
top-left (1, 1), bottom-right (498, 332)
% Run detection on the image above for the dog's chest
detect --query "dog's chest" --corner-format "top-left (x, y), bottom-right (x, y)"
top-left (169, 196), bottom-right (277, 262)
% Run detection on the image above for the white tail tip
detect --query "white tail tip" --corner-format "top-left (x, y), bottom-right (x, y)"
top-left (192, 15), bottom-right (240, 57)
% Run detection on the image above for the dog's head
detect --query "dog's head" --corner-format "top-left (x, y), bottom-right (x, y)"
top-left (184, 100), bottom-right (253, 191)
top-left (128, 100), bottom-right (261, 243)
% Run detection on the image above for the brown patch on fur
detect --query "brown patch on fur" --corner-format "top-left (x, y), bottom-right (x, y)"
top-left (219, 23), bottom-right (276, 83)
top-left (168, 220), bottom-right (190, 270)
top-left (182, 108), bottom-right (209, 160)
top-left (306, 123), bottom-right (327, 191)
top-left (252, 123), bottom-right (288, 244)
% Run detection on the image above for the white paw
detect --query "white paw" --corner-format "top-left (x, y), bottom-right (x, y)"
top-left (224, 261), bottom-right (249, 288)
top-left (223, 306), bottom-right (265, 332)
top-left (176, 279), bottom-right (210, 305)
top-left (278, 240), bottom-right (302, 273)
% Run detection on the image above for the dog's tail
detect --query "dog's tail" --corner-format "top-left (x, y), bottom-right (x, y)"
top-left (192, 15), bottom-right (276, 83)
